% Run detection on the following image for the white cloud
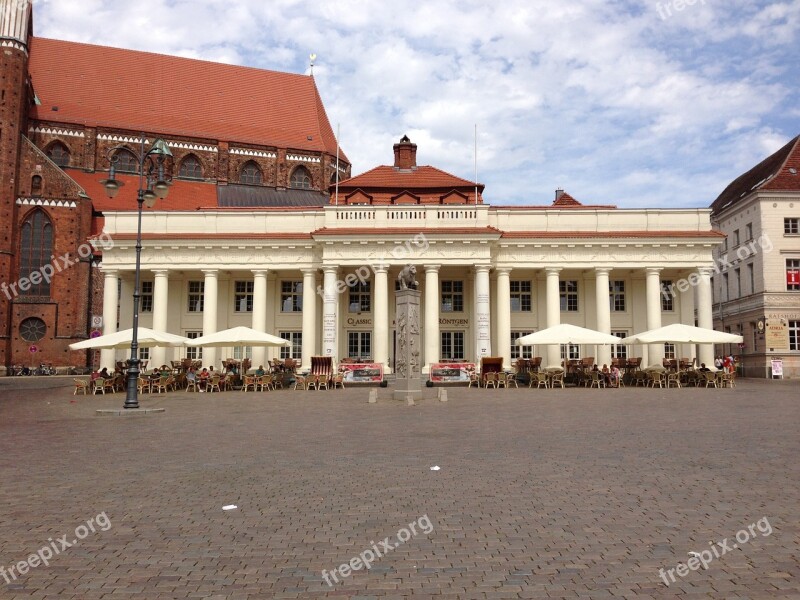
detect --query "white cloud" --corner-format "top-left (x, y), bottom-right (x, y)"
top-left (31, 0), bottom-right (800, 208)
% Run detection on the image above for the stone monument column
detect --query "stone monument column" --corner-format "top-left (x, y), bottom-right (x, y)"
top-left (394, 270), bottom-right (422, 402)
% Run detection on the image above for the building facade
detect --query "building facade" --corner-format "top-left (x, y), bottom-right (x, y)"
top-left (710, 135), bottom-right (800, 378)
top-left (2, 0), bottom-right (726, 376)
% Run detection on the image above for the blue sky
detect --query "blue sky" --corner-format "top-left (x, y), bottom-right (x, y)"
top-left (33, 0), bottom-right (799, 208)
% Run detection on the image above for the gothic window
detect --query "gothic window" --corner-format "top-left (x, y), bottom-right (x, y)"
top-left (179, 155), bottom-right (203, 179)
top-left (19, 317), bottom-right (47, 342)
top-left (290, 166), bottom-right (312, 189)
top-left (46, 142), bottom-right (70, 168)
top-left (114, 149), bottom-right (139, 173)
top-left (240, 161), bottom-right (262, 185)
top-left (19, 210), bottom-right (54, 296)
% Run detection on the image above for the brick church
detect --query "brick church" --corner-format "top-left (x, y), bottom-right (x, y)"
top-left (0, 0), bottom-right (351, 373)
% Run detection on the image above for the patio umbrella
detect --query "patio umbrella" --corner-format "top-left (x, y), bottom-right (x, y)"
top-left (184, 326), bottom-right (289, 347)
top-left (620, 323), bottom-right (743, 345)
top-left (69, 327), bottom-right (190, 350)
top-left (516, 323), bottom-right (621, 346)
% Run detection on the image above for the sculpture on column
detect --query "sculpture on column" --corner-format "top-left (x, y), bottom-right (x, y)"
top-left (394, 276), bottom-right (422, 401)
top-left (397, 265), bottom-right (419, 290)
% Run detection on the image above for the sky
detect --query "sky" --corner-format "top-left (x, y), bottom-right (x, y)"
top-left (31, 0), bottom-right (800, 209)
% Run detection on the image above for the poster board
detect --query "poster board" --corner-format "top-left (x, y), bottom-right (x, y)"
top-left (771, 359), bottom-right (783, 379)
top-left (429, 362), bottom-right (476, 383)
top-left (339, 362), bottom-right (384, 383)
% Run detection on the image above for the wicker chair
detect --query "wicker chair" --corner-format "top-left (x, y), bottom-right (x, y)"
top-left (207, 375), bottom-right (221, 393)
top-left (73, 379), bottom-right (90, 395)
top-left (242, 375), bottom-right (257, 392)
top-left (530, 371), bottom-right (548, 389)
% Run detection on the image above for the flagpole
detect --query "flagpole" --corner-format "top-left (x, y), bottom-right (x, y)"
top-left (335, 123), bottom-right (340, 207)
top-left (474, 123), bottom-right (478, 205)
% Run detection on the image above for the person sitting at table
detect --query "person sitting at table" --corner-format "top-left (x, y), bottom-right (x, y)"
top-left (255, 365), bottom-right (266, 377)
top-left (698, 363), bottom-right (711, 372)
top-left (99, 367), bottom-right (111, 379)
top-left (91, 369), bottom-right (103, 382)
top-left (601, 364), bottom-right (611, 385)
top-left (610, 365), bottom-right (621, 388)
top-left (197, 367), bottom-right (210, 391)
top-left (186, 367), bottom-right (197, 385)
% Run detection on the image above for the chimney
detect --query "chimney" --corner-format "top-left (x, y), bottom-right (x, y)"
top-left (393, 135), bottom-right (417, 170)
top-left (555, 188), bottom-right (564, 202)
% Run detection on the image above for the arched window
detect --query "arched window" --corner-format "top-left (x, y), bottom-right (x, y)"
top-left (179, 154), bottom-right (203, 179)
top-left (290, 166), bottom-right (312, 189)
top-left (240, 161), bottom-right (262, 185)
top-left (113, 149), bottom-right (139, 173)
top-left (19, 210), bottom-right (54, 296)
top-left (46, 142), bottom-right (70, 168)
top-left (31, 175), bottom-right (43, 197)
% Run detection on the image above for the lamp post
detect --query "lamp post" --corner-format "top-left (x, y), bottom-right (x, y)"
top-left (100, 134), bottom-right (172, 409)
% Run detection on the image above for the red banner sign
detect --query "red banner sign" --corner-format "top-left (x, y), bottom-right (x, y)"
top-left (429, 362), bottom-right (476, 383)
top-left (339, 362), bottom-right (384, 383)
top-left (787, 269), bottom-right (800, 286)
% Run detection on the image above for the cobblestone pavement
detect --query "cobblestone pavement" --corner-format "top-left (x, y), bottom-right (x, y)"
top-left (0, 376), bottom-right (798, 599)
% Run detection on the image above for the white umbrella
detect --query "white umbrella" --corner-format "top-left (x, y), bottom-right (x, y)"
top-left (69, 327), bottom-right (190, 350)
top-left (620, 323), bottom-right (743, 345)
top-left (185, 326), bottom-right (289, 347)
top-left (516, 323), bottom-right (621, 346)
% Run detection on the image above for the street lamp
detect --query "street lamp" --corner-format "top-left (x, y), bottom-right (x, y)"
top-left (100, 134), bottom-right (172, 409)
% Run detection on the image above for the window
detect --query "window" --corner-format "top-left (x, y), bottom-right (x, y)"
top-left (233, 346), bottom-right (252, 360)
top-left (234, 280), bottom-right (254, 312)
top-left (348, 331), bottom-right (372, 361)
top-left (279, 331), bottom-right (302, 359)
top-left (290, 166), bottom-right (312, 189)
top-left (31, 175), bottom-right (42, 196)
top-left (745, 223), bottom-right (753, 241)
top-left (510, 331), bottom-right (533, 360)
top-left (610, 280), bottom-right (625, 312)
top-left (733, 229), bottom-right (740, 247)
top-left (185, 331), bottom-right (203, 360)
top-left (349, 281), bottom-right (371, 312)
top-left (240, 161), bottom-right (262, 185)
top-left (734, 268), bottom-right (741, 298)
top-left (785, 218), bottom-right (799, 235)
top-left (664, 343), bottom-right (676, 360)
top-left (441, 281), bottom-right (463, 312)
top-left (787, 259), bottom-right (800, 291)
top-left (611, 331), bottom-right (628, 359)
top-left (722, 273), bottom-right (729, 301)
top-left (179, 155), bottom-right (203, 179)
top-left (748, 263), bottom-right (755, 295)
top-left (188, 281), bottom-right (204, 312)
top-left (721, 237), bottom-right (728, 252)
top-left (510, 281), bottom-right (532, 312)
top-left (560, 344), bottom-right (580, 360)
top-left (660, 280), bottom-right (674, 311)
top-left (559, 280), bottom-right (578, 312)
top-left (140, 281), bottom-right (153, 313)
top-left (441, 331), bottom-right (465, 360)
top-left (139, 347), bottom-right (150, 360)
top-left (46, 142), bottom-right (69, 167)
top-left (281, 281), bottom-right (303, 312)
top-left (114, 149), bottom-right (138, 173)
top-left (19, 317), bottom-right (46, 342)
top-left (19, 210), bottom-right (53, 296)
top-left (789, 320), bottom-right (799, 351)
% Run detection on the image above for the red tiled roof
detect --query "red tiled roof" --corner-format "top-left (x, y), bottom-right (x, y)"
top-left (500, 230), bottom-right (725, 239)
top-left (338, 165), bottom-right (483, 190)
top-left (553, 191), bottom-right (582, 206)
top-left (28, 37), bottom-right (347, 161)
top-left (490, 204), bottom-right (618, 210)
top-left (67, 170), bottom-right (217, 211)
top-left (711, 135), bottom-right (800, 214)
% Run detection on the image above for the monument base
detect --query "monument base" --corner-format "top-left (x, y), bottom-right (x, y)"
top-left (393, 387), bottom-right (422, 402)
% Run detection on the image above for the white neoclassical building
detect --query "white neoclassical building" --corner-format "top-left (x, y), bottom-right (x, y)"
top-left (93, 139), bottom-right (724, 373)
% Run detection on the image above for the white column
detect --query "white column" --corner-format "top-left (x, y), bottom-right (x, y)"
top-left (474, 266), bottom-right (492, 359)
top-left (496, 268), bottom-right (511, 369)
top-left (595, 267), bottom-right (612, 367)
top-left (150, 269), bottom-right (170, 368)
top-left (545, 267), bottom-right (562, 367)
top-left (423, 265), bottom-right (440, 372)
top-left (679, 271), bottom-right (696, 363)
top-left (100, 269), bottom-right (119, 371)
top-left (202, 269), bottom-right (219, 369)
top-left (301, 268), bottom-right (317, 371)
top-left (251, 269), bottom-right (268, 370)
top-left (373, 266), bottom-right (390, 372)
top-left (322, 267), bottom-right (338, 361)
top-left (696, 267), bottom-right (714, 367)
top-left (645, 267), bottom-right (663, 367)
